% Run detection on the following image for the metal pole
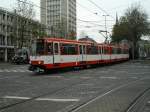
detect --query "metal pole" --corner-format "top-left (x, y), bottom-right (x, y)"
top-left (103, 15), bottom-right (109, 43)
top-left (4, 10), bottom-right (8, 62)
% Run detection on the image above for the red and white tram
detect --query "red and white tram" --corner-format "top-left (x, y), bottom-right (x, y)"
top-left (29, 38), bottom-right (129, 72)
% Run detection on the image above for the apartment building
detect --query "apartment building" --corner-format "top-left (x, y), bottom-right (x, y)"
top-left (41, 0), bottom-right (76, 39)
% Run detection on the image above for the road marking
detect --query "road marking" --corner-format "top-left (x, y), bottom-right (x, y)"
top-left (80, 77), bottom-right (91, 79)
top-left (79, 83), bottom-right (94, 86)
top-left (148, 101), bottom-right (150, 104)
top-left (0, 69), bottom-right (31, 73)
top-left (12, 70), bottom-right (18, 72)
top-left (3, 96), bottom-right (79, 102)
top-left (130, 77), bottom-right (138, 79)
top-left (43, 76), bottom-right (64, 78)
top-left (80, 91), bottom-right (97, 95)
top-left (100, 76), bottom-right (118, 79)
top-left (3, 96), bottom-right (30, 100)
top-left (36, 98), bottom-right (80, 102)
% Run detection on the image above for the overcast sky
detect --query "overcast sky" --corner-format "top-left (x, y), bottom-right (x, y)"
top-left (0, 0), bottom-right (150, 42)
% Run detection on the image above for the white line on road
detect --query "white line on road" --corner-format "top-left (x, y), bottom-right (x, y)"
top-left (80, 77), bottom-right (91, 79)
top-left (3, 96), bottom-right (30, 100)
top-left (80, 91), bottom-right (97, 95)
top-left (2, 96), bottom-right (80, 102)
top-left (0, 69), bottom-right (32, 73)
top-left (36, 98), bottom-right (80, 102)
top-left (100, 76), bottom-right (118, 79)
top-left (12, 70), bottom-right (18, 72)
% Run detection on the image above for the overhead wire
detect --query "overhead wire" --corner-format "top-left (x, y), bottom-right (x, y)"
top-left (76, 1), bottom-right (102, 18)
top-left (87, 0), bottom-right (115, 20)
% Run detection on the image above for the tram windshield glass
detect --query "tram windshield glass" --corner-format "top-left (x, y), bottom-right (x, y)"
top-left (31, 39), bottom-right (45, 56)
top-left (36, 39), bottom-right (45, 55)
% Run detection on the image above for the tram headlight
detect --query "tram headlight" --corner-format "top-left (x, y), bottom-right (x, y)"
top-left (38, 61), bottom-right (44, 65)
top-left (31, 60), bottom-right (44, 65)
top-left (38, 61), bottom-right (42, 65)
top-left (38, 61), bottom-right (41, 64)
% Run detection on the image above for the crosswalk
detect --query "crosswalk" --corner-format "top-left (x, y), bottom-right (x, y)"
top-left (0, 69), bottom-right (32, 73)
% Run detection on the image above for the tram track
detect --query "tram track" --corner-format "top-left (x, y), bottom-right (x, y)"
top-left (125, 87), bottom-right (150, 112)
top-left (68, 78), bottom-right (148, 112)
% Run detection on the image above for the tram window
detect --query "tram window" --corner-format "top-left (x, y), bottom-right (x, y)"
top-left (91, 46), bottom-right (98, 54)
top-left (99, 46), bottom-right (102, 54)
top-left (36, 40), bottom-right (44, 55)
top-left (117, 48), bottom-right (121, 54)
top-left (61, 43), bottom-right (78, 55)
top-left (112, 48), bottom-right (117, 54)
top-left (83, 46), bottom-right (86, 54)
top-left (117, 48), bottom-right (119, 54)
top-left (87, 45), bottom-right (98, 54)
top-left (101, 47), bottom-right (104, 54)
top-left (104, 47), bottom-right (107, 54)
top-left (79, 45), bottom-right (86, 54)
top-left (112, 48), bottom-right (114, 54)
top-left (115, 48), bottom-right (118, 54)
top-left (54, 43), bottom-right (59, 54)
top-left (79, 45), bottom-right (82, 54)
top-left (47, 43), bottom-right (53, 55)
top-left (121, 48), bottom-right (124, 54)
top-left (87, 45), bottom-right (91, 54)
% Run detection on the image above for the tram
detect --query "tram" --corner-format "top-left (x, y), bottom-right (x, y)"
top-left (29, 38), bottom-right (129, 73)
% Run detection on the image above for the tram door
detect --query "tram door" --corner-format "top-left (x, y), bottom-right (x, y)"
top-left (79, 45), bottom-right (86, 64)
top-left (53, 42), bottom-right (60, 64)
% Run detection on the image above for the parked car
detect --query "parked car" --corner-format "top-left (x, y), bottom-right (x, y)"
top-left (12, 48), bottom-right (29, 64)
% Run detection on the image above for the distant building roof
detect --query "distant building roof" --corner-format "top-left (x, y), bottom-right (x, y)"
top-left (78, 36), bottom-right (97, 43)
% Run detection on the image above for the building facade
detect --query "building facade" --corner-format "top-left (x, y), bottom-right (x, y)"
top-left (41, 0), bottom-right (76, 40)
top-left (0, 7), bottom-right (46, 62)
top-left (0, 8), bottom-right (15, 62)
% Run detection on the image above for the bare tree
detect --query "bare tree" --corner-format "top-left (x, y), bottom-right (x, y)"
top-left (14, 0), bottom-right (35, 48)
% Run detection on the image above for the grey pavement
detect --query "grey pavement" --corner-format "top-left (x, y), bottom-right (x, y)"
top-left (0, 60), bottom-right (149, 112)
top-left (0, 62), bottom-right (30, 73)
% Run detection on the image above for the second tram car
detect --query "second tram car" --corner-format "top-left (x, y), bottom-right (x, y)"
top-left (29, 38), bottom-right (129, 73)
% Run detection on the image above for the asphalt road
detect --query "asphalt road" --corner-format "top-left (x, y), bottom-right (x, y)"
top-left (0, 60), bottom-right (150, 112)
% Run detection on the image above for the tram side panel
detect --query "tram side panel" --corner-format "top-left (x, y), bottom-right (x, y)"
top-left (59, 55), bottom-right (79, 67)
top-left (86, 45), bottom-right (100, 65)
top-left (101, 45), bottom-right (111, 63)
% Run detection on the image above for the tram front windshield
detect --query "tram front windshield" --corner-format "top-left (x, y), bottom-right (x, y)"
top-left (31, 39), bottom-right (45, 56)
top-left (36, 40), bottom-right (45, 55)
top-left (31, 39), bottom-right (54, 56)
